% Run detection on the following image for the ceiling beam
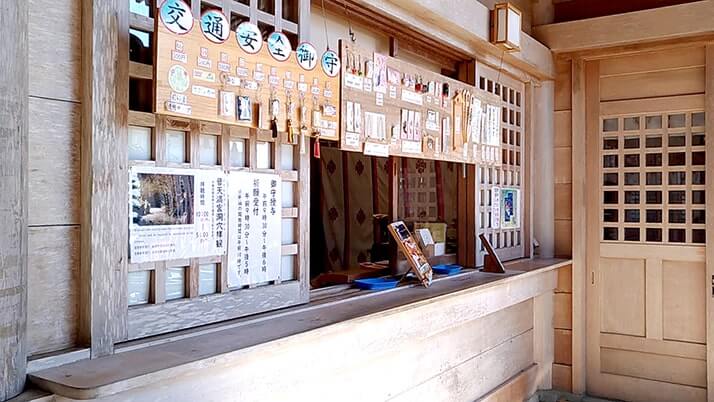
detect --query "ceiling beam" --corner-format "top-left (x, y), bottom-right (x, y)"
top-left (534, 0), bottom-right (714, 54)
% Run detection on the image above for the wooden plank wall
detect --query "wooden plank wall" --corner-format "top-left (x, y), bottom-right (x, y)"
top-left (554, 59), bottom-right (573, 258)
top-left (26, 0), bottom-right (82, 356)
top-left (0, 0), bottom-right (29, 399)
top-left (553, 264), bottom-right (573, 392)
top-left (552, 57), bottom-right (573, 392)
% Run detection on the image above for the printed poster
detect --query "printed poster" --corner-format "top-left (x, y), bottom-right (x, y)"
top-left (129, 166), bottom-right (226, 263)
top-left (227, 171), bottom-right (282, 288)
top-left (501, 188), bottom-right (520, 229)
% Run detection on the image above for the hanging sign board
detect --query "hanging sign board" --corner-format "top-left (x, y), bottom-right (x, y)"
top-left (129, 166), bottom-right (227, 263)
top-left (227, 171), bottom-right (282, 288)
top-left (154, 0), bottom-right (341, 141)
top-left (387, 221), bottom-right (433, 287)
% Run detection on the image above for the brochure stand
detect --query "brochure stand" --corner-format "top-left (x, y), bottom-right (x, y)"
top-left (478, 233), bottom-right (506, 274)
top-left (387, 221), bottom-right (433, 287)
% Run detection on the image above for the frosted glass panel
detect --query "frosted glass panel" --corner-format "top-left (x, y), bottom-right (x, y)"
top-left (281, 218), bottom-right (295, 245)
top-left (281, 255), bottom-right (295, 281)
top-left (230, 139), bottom-right (246, 167)
top-left (128, 270), bottom-right (150, 306)
top-left (280, 144), bottom-right (294, 170)
top-left (198, 263), bottom-right (217, 296)
top-left (256, 141), bottom-right (272, 169)
top-left (497, 8), bottom-right (506, 42)
top-left (507, 8), bottom-right (521, 46)
top-left (200, 134), bottom-right (219, 165)
top-left (166, 130), bottom-right (186, 163)
top-left (165, 266), bottom-right (186, 300)
top-left (128, 126), bottom-right (152, 161)
top-left (281, 181), bottom-right (294, 207)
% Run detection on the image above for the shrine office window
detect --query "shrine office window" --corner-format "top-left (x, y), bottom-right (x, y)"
top-left (125, 0), bottom-right (311, 341)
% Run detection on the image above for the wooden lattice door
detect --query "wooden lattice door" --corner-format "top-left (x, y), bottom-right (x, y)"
top-left (583, 46), bottom-right (709, 402)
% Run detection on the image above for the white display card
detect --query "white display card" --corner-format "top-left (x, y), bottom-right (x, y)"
top-left (491, 186), bottom-right (501, 229)
top-left (227, 171), bottom-right (282, 287)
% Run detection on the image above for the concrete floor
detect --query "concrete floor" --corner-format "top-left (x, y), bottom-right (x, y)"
top-left (532, 390), bottom-right (624, 402)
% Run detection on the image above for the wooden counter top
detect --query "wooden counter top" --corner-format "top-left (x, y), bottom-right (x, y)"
top-left (29, 258), bottom-right (570, 400)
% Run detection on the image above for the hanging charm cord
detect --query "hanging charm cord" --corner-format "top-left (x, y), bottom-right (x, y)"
top-left (495, 49), bottom-right (505, 90)
top-left (344, 0), bottom-right (356, 42)
top-left (321, 0), bottom-right (331, 51)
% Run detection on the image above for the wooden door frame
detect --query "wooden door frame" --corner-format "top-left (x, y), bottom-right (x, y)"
top-left (573, 44), bottom-right (714, 400)
top-left (583, 58), bottom-right (600, 395)
top-left (705, 44), bottom-right (714, 401)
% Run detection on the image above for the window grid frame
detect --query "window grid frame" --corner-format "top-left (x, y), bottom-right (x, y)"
top-left (477, 72), bottom-right (526, 263)
top-left (125, 0), bottom-right (308, 341)
top-left (599, 110), bottom-right (706, 245)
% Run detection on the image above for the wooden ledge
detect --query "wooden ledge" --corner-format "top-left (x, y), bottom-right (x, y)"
top-left (29, 258), bottom-right (570, 400)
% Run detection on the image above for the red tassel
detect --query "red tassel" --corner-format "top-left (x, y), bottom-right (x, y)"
top-left (313, 139), bottom-right (321, 159)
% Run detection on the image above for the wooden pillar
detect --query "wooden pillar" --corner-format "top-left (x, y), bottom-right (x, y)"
top-left (0, 0), bottom-right (29, 399)
top-left (571, 57), bottom-right (595, 395)
top-left (532, 81), bottom-right (554, 257)
top-left (533, 289), bottom-right (554, 390)
top-left (79, 0), bottom-right (129, 357)
top-left (455, 60), bottom-right (477, 267)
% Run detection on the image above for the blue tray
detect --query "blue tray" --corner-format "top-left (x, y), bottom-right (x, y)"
top-left (354, 277), bottom-right (399, 291)
top-left (432, 264), bottom-right (463, 276)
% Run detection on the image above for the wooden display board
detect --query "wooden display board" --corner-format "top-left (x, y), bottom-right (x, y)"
top-left (154, 12), bottom-right (341, 141)
top-left (338, 41), bottom-right (500, 164)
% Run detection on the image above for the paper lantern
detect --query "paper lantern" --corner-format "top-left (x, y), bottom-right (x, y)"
top-left (491, 3), bottom-right (522, 51)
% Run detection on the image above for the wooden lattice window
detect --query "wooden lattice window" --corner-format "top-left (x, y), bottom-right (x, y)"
top-left (125, 0), bottom-right (310, 340)
top-left (476, 68), bottom-right (526, 263)
top-left (600, 110), bottom-right (706, 244)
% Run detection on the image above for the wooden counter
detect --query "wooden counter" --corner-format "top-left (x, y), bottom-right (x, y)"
top-left (30, 258), bottom-right (570, 401)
